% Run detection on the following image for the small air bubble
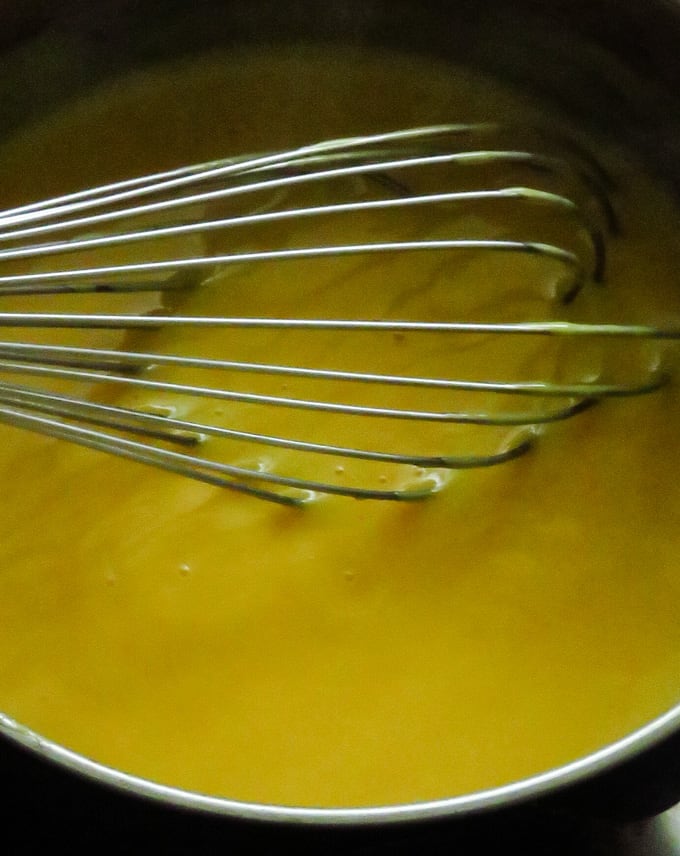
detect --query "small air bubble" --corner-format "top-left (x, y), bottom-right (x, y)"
top-left (178, 563), bottom-right (191, 576)
top-left (335, 465), bottom-right (345, 475)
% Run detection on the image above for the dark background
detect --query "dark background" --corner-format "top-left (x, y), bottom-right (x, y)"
top-left (3, 730), bottom-right (680, 853)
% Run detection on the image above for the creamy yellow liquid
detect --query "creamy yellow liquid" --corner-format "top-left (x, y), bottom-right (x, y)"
top-left (0, 46), bottom-right (680, 808)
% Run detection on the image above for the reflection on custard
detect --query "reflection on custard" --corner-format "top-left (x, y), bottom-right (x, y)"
top-left (0, 46), bottom-right (679, 808)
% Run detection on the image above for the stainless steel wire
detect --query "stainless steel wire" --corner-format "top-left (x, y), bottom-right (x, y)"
top-left (0, 124), bottom-right (676, 505)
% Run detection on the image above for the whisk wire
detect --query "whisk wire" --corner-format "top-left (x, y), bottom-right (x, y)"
top-left (0, 125), bottom-right (676, 503)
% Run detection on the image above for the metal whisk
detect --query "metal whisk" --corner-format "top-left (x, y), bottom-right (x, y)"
top-left (0, 124), bottom-right (676, 506)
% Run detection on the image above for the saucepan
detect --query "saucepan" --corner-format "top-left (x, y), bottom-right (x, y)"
top-left (0, 0), bottom-right (679, 836)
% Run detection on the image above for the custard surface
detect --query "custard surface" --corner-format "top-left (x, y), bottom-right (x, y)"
top-left (0, 47), bottom-right (679, 807)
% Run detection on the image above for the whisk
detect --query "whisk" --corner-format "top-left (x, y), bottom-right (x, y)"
top-left (0, 124), bottom-right (677, 506)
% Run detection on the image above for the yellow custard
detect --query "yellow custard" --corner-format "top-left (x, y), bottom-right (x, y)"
top-left (0, 46), bottom-right (680, 808)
